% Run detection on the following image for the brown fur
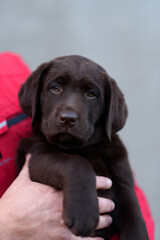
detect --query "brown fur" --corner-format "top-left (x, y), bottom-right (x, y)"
top-left (17, 55), bottom-right (148, 239)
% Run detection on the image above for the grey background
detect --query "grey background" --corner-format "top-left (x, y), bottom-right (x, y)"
top-left (0, 0), bottom-right (159, 239)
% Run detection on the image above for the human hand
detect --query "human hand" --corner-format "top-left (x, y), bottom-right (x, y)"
top-left (0, 155), bottom-right (114, 240)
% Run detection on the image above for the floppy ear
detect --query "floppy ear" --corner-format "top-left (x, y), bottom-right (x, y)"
top-left (18, 61), bottom-right (52, 126)
top-left (105, 77), bottom-right (128, 141)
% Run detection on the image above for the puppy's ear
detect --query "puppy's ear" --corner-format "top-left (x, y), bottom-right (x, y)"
top-left (105, 77), bottom-right (128, 140)
top-left (18, 62), bottom-right (52, 126)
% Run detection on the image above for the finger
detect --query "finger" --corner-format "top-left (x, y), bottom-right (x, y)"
top-left (96, 176), bottom-right (112, 189)
top-left (72, 236), bottom-right (104, 240)
top-left (25, 153), bottom-right (31, 165)
top-left (82, 238), bottom-right (104, 240)
top-left (18, 154), bottom-right (31, 179)
top-left (93, 238), bottom-right (104, 240)
top-left (98, 197), bottom-right (115, 213)
top-left (96, 215), bottom-right (112, 230)
top-left (85, 238), bottom-right (104, 240)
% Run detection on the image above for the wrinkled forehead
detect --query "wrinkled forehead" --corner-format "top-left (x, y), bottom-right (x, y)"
top-left (46, 55), bottom-right (107, 86)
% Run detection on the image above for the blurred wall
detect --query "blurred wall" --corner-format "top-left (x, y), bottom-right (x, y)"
top-left (0, 0), bottom-right (159, 239)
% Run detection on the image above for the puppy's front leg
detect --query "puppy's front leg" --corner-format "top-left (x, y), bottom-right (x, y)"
top-left (29, 152), bottom-right (99, 237)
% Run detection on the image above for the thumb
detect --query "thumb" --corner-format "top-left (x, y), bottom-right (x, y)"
top-left (18, 154), bottom-right (31, 179)
top-left (72, 237), bottom-right (104, 240)
top-left (24, 153), bottom-right (31, 166)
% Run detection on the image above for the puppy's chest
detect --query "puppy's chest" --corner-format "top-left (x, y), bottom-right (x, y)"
top-left (80, 147), bottom-right (110, 177)
top-left (89, 156), bottom-right (112, 198)
top-left (80, 149), bottom-right (113, 199)
top-left (86, 155), bottom-right (109, 178)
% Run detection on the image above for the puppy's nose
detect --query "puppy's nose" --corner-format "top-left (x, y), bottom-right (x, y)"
top-left (59, 111), bottom-right (78, 127)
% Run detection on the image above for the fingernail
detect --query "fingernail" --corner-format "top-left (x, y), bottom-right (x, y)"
top-left (106, 178), bottom-right (112, 188)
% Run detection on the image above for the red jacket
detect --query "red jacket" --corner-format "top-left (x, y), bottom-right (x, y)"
top-left (0, 52), bottom-right (31, 196)
top-left (0, 52), bottom-right (154, 240)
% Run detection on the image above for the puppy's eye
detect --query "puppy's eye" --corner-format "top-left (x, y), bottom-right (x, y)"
top-left (86, 90), bottom-right (96, 98)
top-left (51, 84), bottom-right (61, 93)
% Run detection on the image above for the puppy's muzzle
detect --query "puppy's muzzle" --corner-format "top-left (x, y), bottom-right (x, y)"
top-left (59, 111), bottom-right (78, 128)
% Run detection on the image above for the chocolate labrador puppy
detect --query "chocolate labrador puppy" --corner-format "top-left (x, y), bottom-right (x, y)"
top-left (17, 55), bottom-right (149, 239)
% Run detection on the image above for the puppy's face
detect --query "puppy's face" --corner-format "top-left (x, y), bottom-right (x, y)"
top-left (18, 55), bottom-right (127, 149)
top-left (40, 57), bottom-right (105, 148)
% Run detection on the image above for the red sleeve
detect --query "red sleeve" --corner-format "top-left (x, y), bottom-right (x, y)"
top-left (134, 182), bottom-right (155, 240)
top-left (0, 52), bottom-right (31, 197)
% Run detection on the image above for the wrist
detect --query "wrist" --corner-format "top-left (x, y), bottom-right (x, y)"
top-left (0, 198), bottom-right (21, 240)
top-left (0, 199), bottom-right (12, 239)
top-left (0, 197), bottom-right (35, 240)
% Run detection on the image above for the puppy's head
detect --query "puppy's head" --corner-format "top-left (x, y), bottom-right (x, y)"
top-left (18, 55), bottom-right (127, 149)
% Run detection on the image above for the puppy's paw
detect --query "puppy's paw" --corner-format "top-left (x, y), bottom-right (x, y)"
top-left (63, 201), bottom-right (99, 236)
